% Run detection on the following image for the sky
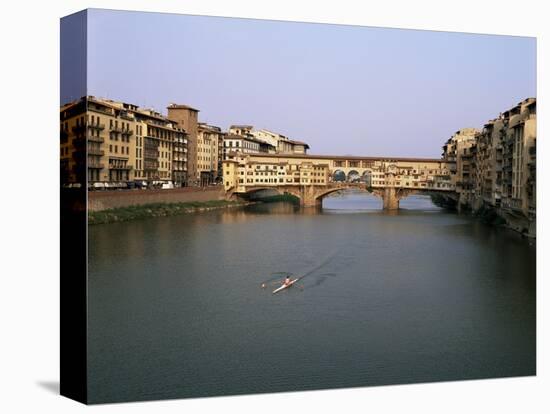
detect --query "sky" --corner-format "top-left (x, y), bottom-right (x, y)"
top-left (64, 9), bottom-right (536, 158)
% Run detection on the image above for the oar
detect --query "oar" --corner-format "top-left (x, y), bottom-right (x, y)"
top-left (261, 280), bottom-right (286, 288)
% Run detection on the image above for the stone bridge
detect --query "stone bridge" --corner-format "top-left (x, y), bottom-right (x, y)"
top-left (223, 152), bottom-right (457, 210)
top-left (233, 183), bottom-right (455, 209)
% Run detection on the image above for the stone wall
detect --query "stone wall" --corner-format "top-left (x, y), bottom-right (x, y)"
top-left (88, 186), bottom-right (225, 211)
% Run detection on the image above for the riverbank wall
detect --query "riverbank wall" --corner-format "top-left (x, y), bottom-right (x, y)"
top-left (88, 186), bottom-right (225, 212)
top-left (88, 199), bottom-right (252, 225)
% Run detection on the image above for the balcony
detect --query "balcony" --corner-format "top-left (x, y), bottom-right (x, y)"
top-left (71, 125), bottom-right (86, 134)
top-left (144, 162), bottom-right (159, 170)
top-left (109, 164), bottom-right (133, 170)
top-left (89, 106), bottom-right (114, 116)
top-left (88, 148), bottom-right (105, 156)
top-left (88, 162), bottom-right (104, 169)
top-left (144, 151), bottom-right (160, 158)
top-left (88, 123), bottom-right (105, 130)
top-left (119, 113), bottom-right (134, 121)
top-left (88, 136), bottom-right (105, 143)
top-left (121, 128), bottom-right (134, 136)
top-left (109, 126), bottom-right (122, 133)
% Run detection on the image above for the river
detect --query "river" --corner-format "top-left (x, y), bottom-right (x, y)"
top-left (87, 193), bottom-right (536, 403)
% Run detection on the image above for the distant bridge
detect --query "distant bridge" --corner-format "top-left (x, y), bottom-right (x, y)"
top-left (223, 153), bottom-right (457, 210)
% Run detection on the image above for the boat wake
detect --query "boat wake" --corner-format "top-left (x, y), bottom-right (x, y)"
top-left (261, 247), bottom-right (343, 290)
top-left (298, 247), bottom-right (341, 280)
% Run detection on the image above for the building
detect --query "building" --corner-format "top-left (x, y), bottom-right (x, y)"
top-left (228, 125), bottom-right (254, 136)
top-left (60, 96), bottom-right (188, 188)
top-left (223, 155), bottom-right (330, 191)
top-left (252, 129), bottom-right (310, 154)
top-left (500, 98), bottom-right (536, 218)
top-left (167, 103), bottom-right (200, 186)
top-left (445, 98), bottom-right (536, 235)
top-left (223, 133), bottom-right (274, 159)
top-left (197, 123), bottom-right (224, 186)
top-left (442, 128), bottom-right (479, 208)
top-left (137, 108), bottom-right (187, 184)
top-left (227, 125), bottom-right (309, 157)
top-left (60, 98), bottom-right (87, 185)
top-left (223, 152), bottom-right (454, 194)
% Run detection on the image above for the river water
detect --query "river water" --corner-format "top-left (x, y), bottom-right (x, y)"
top-left (87, 193), bottom-right (536, 403)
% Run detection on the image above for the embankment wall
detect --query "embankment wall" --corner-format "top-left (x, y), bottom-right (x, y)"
top-left (88, 187), bottom-right (225, 211)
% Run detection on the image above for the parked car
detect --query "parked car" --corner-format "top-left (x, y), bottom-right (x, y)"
top-left (63, 182), bottom-right (82, 189)
top-left (161, 181), bottom-right (174, 189)
top-left (92, 182), bottom-right (105, 191)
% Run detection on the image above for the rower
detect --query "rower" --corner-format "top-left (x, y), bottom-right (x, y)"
top-left (283, 276), bottom-right (291, 286)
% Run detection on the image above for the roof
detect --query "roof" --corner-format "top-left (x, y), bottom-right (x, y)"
top-left (286, 139), bottom-right (310, 148)
top-left (166, 103), bottom-right (200, 112)
top-left (229, 125), bottom-right (254, 129)
top-left (225, 134), bottom-right (266, 144)
top-left (242, 153), bottom-right (446, 163)
top-left (198, 123), bottom-right (222, 132)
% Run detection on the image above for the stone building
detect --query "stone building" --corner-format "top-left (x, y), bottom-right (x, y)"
top-left (223, 156), bottom-right (330, 190)
top-left (227, 125), bottom-right (309, 157)
top-left (60, 96), bottom-right (187, 188)
top-left (446, 98), bottom-right (536, 235)
top-left (222, 133), bottom-right (275, 160)
top-left (223, 153), bottom-right (453, 195)
top-left (167, 103), bottom-right (200, 186)
top-left (197, 123), bottom-right (224, 186)
top-left (442, 128), bottom-right (479, 208)
top-left (251, 128), bottom-right (310, 154)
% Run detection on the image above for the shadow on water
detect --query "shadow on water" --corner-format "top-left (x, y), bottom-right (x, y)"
top-left (306, 272), bottom-right (338, 288)
top-left (264, 246), bottom-right (343, 290)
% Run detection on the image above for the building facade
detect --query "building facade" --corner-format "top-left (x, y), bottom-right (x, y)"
top-left (444, 98), bottom-right (536, 235)
top-left (223, 153), bottom-right (454, 194)
top-left (442, 128), bottom-right (479, 207)
top-left (226, 125), bottom-right (309, 157)
top-left (197, 123), bottom-right (224, 185)
top-left (60, 96), bottom-right (188, 188)
top-left (251, 128), bottom-right (309, 154)
top-left (167, 104), bottom-right (200, 186)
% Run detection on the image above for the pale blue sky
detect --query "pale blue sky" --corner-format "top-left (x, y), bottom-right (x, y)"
top-left (74, 9), bottom-right (535, 157)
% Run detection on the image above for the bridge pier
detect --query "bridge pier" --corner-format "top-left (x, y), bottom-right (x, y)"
top-left (382, 187), bottom-right (400, 210)
top-left (299, 186), bottom-right (322, 207)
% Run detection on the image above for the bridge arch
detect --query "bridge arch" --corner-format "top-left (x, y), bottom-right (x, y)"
top-left (333, 170), bottom-right (346, 182)
top-left (347, 170), bottom-right (360, 182)
top-left (229, 183), bottom-right (456, 211)
top-left (231, 186), bottom-right (304, 204)
top-left (313, 184), bottom-right (379, 205)
top-left (361, 170), bottom-right (372, 185)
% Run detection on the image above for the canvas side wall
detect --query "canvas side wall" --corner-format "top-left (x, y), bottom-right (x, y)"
top-left (60, 9), bottom-right (88, 405)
